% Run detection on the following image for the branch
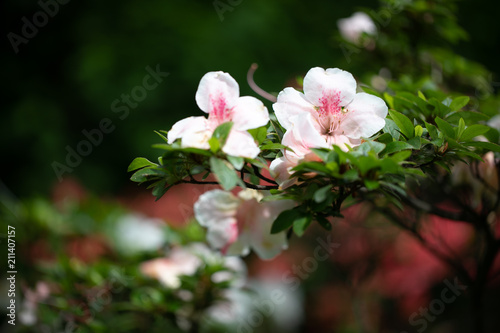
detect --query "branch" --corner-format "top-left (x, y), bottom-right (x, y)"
top-left (372, 204), bottom-right (473, 286)
top-left (247, 63), bottom-right (277, 103)
top-left (251, 165), bottom-right (278, 185)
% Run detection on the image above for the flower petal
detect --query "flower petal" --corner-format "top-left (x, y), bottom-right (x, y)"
top-left (339, 92), bottom-right (387, 140)
top-left (195, 71), bottom-right (240, 113)
top-left (181, 129), bottom-right (212, 150)
top-left (167, 116), bottom-right (209, 144)
top-left (288, 113), bottom-right (329, 152)
top-left (270, 156), bottom-right (298, 189)
top-left (194, 190), bottom-right (240, 249)
top-left (194, 190), bottom-right (240, 227)
top-left (347, 92), bottom-right (388, 118)
top-left (273, 87), bottom-right (317, 130)
top-left (249, 200), bottom-right (295, 260)
top-left (231, 96), bottom-right (270, 131)
top-left (222, 130), bottom-right (260, 158)
top-left (303, 67), bottom-right (357, 107)
top-left (340, 112), bottom-right (386, 139)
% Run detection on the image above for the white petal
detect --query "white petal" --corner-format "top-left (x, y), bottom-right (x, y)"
top-left (167, 116), bottom-right (209, 144)
top-left (273, 88), bottom-right (317, 130)
top-left (327, 134), bottom-right (356, 151)
top-left (347, 92), bottom-right (388, 118)
top-left (269, 156), bottom-right (297, 189)
top-left (222, 130), bottom-right (260, 158)
top-left (338, 12), bottom-right (377, 44)
top-left (226, 233), bottom-right (251, 257)
top-left (231, 96), bottom-right (270, 130)
top-left (181, 129), bottom-right (212, 150)
top-left (194, 190), bottom-right (241, 249)
top-left (289, 113), bottom-right (329, 152)
top-left (194, 190), bottom-right (239, 228)
top-left (303, 67), bottom-right (357, 107)
top-left (195, 71), bottom-right (240, 113)
top-left (206, 221), bottom-right (238, 250)
top-left (340, 112), bottom-right (386, 139)
top-left (249, 199), bottom-right (295, 260)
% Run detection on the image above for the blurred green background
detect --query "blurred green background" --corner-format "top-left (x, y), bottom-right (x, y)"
top-left (2, 0), bottom-right (499, 198)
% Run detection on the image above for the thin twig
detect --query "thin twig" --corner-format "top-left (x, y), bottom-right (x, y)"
top-left (247, 63), bottom-right (277, 103)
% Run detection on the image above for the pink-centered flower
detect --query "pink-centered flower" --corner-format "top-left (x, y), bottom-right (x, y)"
top-left (167, 71), bottom-right (269, 158)
top-left (271, 67), bottom-right (388, 188)
top-left (194, 189), bottom-right (294, 260)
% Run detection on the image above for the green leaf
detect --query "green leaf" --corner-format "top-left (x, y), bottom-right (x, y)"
top-left (314, 185), bottom-right (332, 203)
top-left (384, 118), bottom-right (400, 140)
top-left (414, 125), bottom-right (424, 137)
top-left (445, 111), bottom-right (489, 124)
top-left (209, 157), bottom-right (240, 190)
top-left (152, 180), bottom-right (170, 201)
top-left (456, 118), bottom-right (466, 140)
top-left (460, 125), bottom-right (491, 142)
top-left (293, 215), bottom-right (312, 237)
top-left (226, 155), bottom-right (245, 170)
top-left (355, 141), bottom-right (386, 155)
top-left (154, 130), bottom-right (170, 143)
top-left (390, 150), bottom-right (412, 163)
top-left (208, 137), bottom-right (220, 153)
top-left (316, 215), bottom-right (332, 231)
top-left (212, 122), bottom-right (234, 145)
top-left (383, 92), bottom-right (394, 109)
top-left (389, 110), bottom-right (414, 139)
top-left (463, 141), bottom-right (500, 153)
top-left (130, 168), bottom-right (166, 183)
top-left (407, 136), bottom-right (422, 149)
top-left (247, 126), bottom-right (268, 144)
top-left (449, 96), bottom-right (470, 111)
top-left (435, 117), bottom-right (456, 139)
top-left (271, 208), bottom-right (302, 234)
top-left (425, 122), bottom-right (439, 141)
top-left (128, 158), bottom-right (157, 172)
top-left (260, 143), bottom-right (288, 150)
top-left (364, 179), bottom-right (380, 190)
top-left (418, 91), bottom-right (427, 101)
top-left (384, 141), bottom-right (413, 154)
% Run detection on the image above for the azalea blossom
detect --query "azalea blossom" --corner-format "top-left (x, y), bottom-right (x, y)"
top-left (167, 71), bottom-right (269, 158)
top-left (337, 12), bottom-right (377, 45)
top-left (113, 214), bottom-right (166, 255)
top-left (194, 189), bottom-right (295, 260)
top-left (271, 67), bottom-right (388, 188)
top-left (140, 243), bottom-right (246, 289)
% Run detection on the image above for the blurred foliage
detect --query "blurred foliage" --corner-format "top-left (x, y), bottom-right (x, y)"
top-left (1, 0), bottom-right (500, 197)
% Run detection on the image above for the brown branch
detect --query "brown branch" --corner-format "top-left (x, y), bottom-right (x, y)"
top-left (247, 63), bottom-right (277, 103)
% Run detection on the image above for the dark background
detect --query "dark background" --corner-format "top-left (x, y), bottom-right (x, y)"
top-left (2, 0), bottom-right (499, 198)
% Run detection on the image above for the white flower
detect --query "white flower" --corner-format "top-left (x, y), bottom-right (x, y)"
top-left (167, 71), bottom-right (269, 158)
top-left (271, 67), bottom-right (388, 188)
top-left (488, 114), bottom-right (500, 130)
top-left (113, 214), bottom-right (165, 255)
top-left (337, 12), bottom-right (377, 45)
top-left (194, 189), bottom-right (295, 260)
top-left (140, 243), bottom-right (246, 289)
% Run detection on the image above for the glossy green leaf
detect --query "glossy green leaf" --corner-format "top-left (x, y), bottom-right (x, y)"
top-left (209, 157), bottom-right (240, 190)
top-left (293, 215), bottom-right (313, 237)
top-left (128, 157), bottom-right (157, 172)
top-left (271, 208), bottom-right (302, 234)
top-left (389, 110), bottom-right (414, 139)
top-left (449, 96), bottom-right (470, 111)
top-left (435, 117), bottom-right (456, 139)
top-left (460, 125), bottom-right (491, 142)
